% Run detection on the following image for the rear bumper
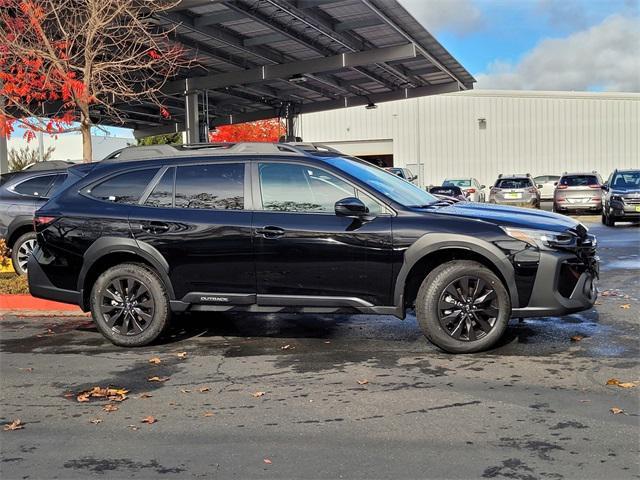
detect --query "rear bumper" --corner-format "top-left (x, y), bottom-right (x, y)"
top-left (28, 247), bottom-right (83, 308)
top-left (555, 201), bottom-right (602, 211)
top-left (512, 249), bottom-right (598, 318)
top-left (491, 198), bottom-right (538, 207)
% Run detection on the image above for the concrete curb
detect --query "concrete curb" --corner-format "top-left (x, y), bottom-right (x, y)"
top-left (0, 294), bottom-right (83, 315)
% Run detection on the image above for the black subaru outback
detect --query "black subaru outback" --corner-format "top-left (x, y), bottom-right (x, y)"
top-left (28, 143), bottom-right (599, 353)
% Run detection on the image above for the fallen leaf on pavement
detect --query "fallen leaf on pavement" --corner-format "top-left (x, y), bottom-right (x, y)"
top-left (176, 352), bottom-right (187, 359)
top-left (198, 387), bottom-right (210, 393)
top-left (357, 379), bottom-right (369, 385)
top-left (148, 376), bottom-right (169, 383)
top-left (252, 391), bottom-right (266, 398)
top-left (203, 411), bottom-right (215, 417)
top-left (606, 378), bottom-right (637, 388)
top-left (263, 458), bottom-right (272, 465)
top-left (148, 357), bottom-right (161, 365)
top-left (127, 424), bottom-right (139, 431)
top-left (76, 386), bottom-right (129, 403)
top-left (570, 335), bottom-right (584, 342)
top-left (281, 344), bottom-right (291, 350)
top-left (90, 418), bottom-right (102, 424)
top-left (141, 416), bottom-right (157, 424)
top-left (103, 404), bottom-right (118, 413)
top-left (180, 389), bottom-right (191, 394)
top-left (610, 407), bottom-right (626, 415)
top-left (138, 393), bottom-right (153, 399)
top-left (19, 367), bottom-right (33, 372)
top-left (620, 304), bottom-right (631, 309)
top-left (3, 419), bottom-right (24, 431)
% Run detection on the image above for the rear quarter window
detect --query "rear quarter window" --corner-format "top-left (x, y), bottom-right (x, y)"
top-left (85, 168), bottom-right (159, 204)
top-left (13, 175), bottom-right (56, 197)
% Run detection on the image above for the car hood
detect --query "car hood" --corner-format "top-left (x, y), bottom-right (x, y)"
top-left (429, 202), bottom-right (582, 233)
top-left (611, 188), bottom-right (640, 195)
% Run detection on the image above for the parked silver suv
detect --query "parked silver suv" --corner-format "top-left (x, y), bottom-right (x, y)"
top-left (489, 174), bottom-right (540, 208)
top-left (553, 172), bottom-right (603, 214)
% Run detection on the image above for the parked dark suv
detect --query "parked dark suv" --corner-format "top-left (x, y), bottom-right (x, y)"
top-left (0, 165), bottom-right (70, 275)
top-left (601, 169), bottom-right (640, 226)
top-left (29, 143), bottom-right (599, 353)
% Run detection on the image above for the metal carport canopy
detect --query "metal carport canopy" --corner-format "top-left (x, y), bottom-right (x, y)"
top-left (121, 0), bottom-right (476, 138)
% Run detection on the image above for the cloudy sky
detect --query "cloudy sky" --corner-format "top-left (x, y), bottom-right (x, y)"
top-left (399, 0), bottom-right (640, 92)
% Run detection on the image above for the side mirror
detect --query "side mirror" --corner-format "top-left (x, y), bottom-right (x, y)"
top-left (537, 184), bottom-right (543, 189)
top-left (411, 175), bottom-right (418, 181)
top-left (553, 182), bottom-right (558, 186)
top-left (335, 197), bottom-right (368, 217)
top-left (601, 184), bottom-right (609, 191)
top-left (480, 185), bottom-right (486, 189)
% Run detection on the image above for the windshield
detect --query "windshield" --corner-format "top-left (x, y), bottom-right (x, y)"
top-left (326, 157), bottom-right (437, 207)
top-left (495, 178), bottom-right (532, 189)
top-left (560, 175), bottom-right (599, 187)
top-left (386, 168), bottom-right (404, 176)
top-left (611, 171), bottom-right (640, 189)
top-left (443, 179), bottom-right (471, 187)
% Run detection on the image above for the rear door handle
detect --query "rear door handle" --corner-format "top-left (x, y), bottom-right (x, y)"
top-left (140, 221), bottom-right (170, 234)
top-left (256, 226), bottom-right (285, 238)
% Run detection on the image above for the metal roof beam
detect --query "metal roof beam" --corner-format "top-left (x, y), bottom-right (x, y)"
top-left (209, 81), bottom-right (461, 126)
top-left (194, 10), bottom-right (245, 27)
top-left (335, 17), bottom-right (383, 32)
top-left (163, 43), bottom-right (417, 94)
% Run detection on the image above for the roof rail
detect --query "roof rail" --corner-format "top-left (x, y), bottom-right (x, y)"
top-left (101, 142), bottom-right (328, 163)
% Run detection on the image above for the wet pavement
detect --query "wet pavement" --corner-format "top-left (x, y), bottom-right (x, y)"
top-left (1, 218), bottom-right (639, 479)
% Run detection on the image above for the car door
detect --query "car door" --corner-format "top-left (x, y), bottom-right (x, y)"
top-left (252, 160), bottom-right (394, 307)
top-left (129, 161), bottom-right (255, 302)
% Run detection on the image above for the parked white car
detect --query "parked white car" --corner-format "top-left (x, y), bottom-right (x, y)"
top-left (533, 175), bottom-right (560, 201)
top-left (442, 178), bottom-right (486, 202)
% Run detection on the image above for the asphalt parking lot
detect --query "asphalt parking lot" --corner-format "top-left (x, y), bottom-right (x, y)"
top-left (1, 215), bottom-right (639, 480)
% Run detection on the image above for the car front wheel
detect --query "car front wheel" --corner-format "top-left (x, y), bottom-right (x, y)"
top-left (602, 207), bottom-right (615, 227)
top-left (11, 232), bottom-right (37, 276)
top-left (90, 263), bottom-right (170, 347)
top-left (416, 260), bottom-right (511, 353)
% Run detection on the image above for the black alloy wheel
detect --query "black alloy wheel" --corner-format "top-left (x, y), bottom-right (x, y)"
top-left (99, 276), bottom-right (155, 336)
top-left (437, 276), bottom-right (498, 342)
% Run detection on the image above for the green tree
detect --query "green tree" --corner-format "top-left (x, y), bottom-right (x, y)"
top-left (137, 132), bottom-right (182, 146)
top-left (8, 145), bottom-right (55, 172)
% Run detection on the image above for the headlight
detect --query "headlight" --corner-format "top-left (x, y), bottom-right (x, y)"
top-left (502, 227), bottom-right (573, 251)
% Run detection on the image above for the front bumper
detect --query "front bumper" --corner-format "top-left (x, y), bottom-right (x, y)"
top-left (610, 201), bottom-right (640, 219)
top-left (512, 248), bottom-right (598, 318)
top-left (28, 247), bottom-right (82, 307)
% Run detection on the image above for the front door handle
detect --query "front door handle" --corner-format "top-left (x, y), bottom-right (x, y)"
top-left (256, 226), bottom-right (285, 238)
top-left (140, 221), bottom-right (170, 234)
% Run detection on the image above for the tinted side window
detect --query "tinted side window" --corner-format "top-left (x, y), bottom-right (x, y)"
top-left (145, 168), bottom-right (174, 208)
top-left (259, 163), bottom-right (355, 213)
top-left (87, 168), bottom-right (158, 204)
top-left (13, 175), bottom-right (56, 197)
top-left (175, 163), bottom-right (244, 210)
top-left (49, 174), bottom-right (68, 197)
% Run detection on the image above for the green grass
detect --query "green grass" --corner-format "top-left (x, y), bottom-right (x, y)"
top-left (0, 272), bottom-right (29, 295)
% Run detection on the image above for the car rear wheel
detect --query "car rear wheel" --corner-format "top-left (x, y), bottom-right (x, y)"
top-left (11, 232), bottom-right (37, 276)
top-left (90, 263), bottom-right (170, 347)
top-left (416, 260), bottom-right (511, 353)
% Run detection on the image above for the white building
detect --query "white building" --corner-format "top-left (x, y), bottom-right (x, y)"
top-left (299, 90), bottom-right (640, 188)
top-left (7, 133), bottom-right (133, 163)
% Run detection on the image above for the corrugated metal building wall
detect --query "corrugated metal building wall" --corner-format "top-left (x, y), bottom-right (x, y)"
top-left (299, 90), bottom-right (640, 189)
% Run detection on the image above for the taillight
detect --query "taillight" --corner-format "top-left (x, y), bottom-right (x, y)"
top-left (33, 215), bottom-right (57, 230)
top-left (557, 185), bottom-right (568, 189)
top-left (465, 188), bottom-right (476, 194)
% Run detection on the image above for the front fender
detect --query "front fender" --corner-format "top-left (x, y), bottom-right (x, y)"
top-left (393, 232), bottom-right (519, 309)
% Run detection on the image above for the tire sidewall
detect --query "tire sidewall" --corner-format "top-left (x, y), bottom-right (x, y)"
top-left (416, 261), bottom-right (511, 354)
top-left (11, 232), bottom-right (37, 276)
top-left (90, 263), bottom-right (169, 347)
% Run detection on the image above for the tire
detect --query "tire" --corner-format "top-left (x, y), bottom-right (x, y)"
top-left (11, 232), bottom-right (37, 276)
top-left (416, 260), bottom-right (511, 354)
top-left (90, 263), bottom-right (170, 347)
top-left (603, 208), bottom-right (615, 227)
